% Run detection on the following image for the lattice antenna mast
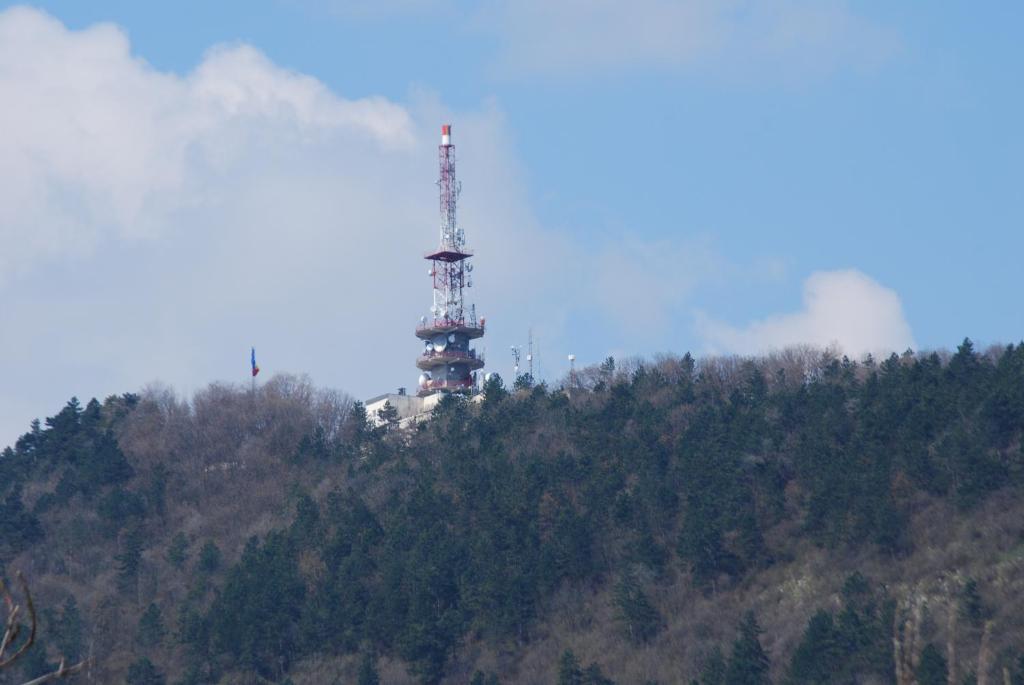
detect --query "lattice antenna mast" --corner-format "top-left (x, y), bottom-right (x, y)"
top-left (527, 328), bottom-right (534, 379)
top-left (430, 124), bottom-right (474, 326)
top-left (439, 128), bottom-right (463, 253)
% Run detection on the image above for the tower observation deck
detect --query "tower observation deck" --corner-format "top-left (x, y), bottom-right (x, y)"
top-left (416, 125), bottom-right (485, 395)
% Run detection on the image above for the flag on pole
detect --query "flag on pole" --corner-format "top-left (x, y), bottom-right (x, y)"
top-left (251, 347), bottom-right (260, 377)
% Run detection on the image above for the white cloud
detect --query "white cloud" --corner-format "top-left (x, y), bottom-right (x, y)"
top-left (697, 269), bottom-right (915, 358)
top-left (0, 7), bottom-right (741, 448)
top-left (472, 0), bottom-right (899, 79)
top-left (0, 7), bottom-right (412, 280)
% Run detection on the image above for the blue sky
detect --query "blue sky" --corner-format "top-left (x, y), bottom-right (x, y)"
top-left (0, 1), bottom-right (1021, 446)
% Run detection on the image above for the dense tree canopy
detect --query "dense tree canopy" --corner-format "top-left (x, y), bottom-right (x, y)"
top-left (2, 343), bottom-right (1024, 682)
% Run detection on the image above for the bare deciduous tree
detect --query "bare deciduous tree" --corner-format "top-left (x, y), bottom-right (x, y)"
top-left (1, 571), bottom-right (89, 684)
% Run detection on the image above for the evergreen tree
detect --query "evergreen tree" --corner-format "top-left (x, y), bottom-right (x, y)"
top-left (147, 463), bottom-right (169, 517)
top-left (513, 373), bottom-right (534, 392)
top-left (0, 487), bottom-right (44, 556)
top-left (726, 612), bottom-right (771, 685)
top-left (916, 644), bottom-right (948, 685)
top-left (346, 400), bottom-right (370, 441)
top-left (959, 577), bottom-right (987, 625)
top-left (54, 596), bottom-right (84, 661)
top-left (97, 487), bottom-right (147, 535)
top-left (787, 610), bottom-right (841, 683)
top-left (166, 532), bottom-right (189, 570)
top-left (197, 540), bottom-right (221, 574)
top-left (558, 649), bottom-right (584, 685)
top-left (126, 656), bottom-right (166, 685)
top-left (137, 603), bottom-right (167, 648)
top-left (600, 356), bottom-right (616, 382)
top-left (376, 401), bottom-right (399, 430)
top-left (484, 373), bottom-right (508, 402)
top-left (700, 647), bottom-right (727, 685)
top-left (116, 527), bottom-right (145, 592)
top-left (583, 662), bottom-right (616, 684)
top-left (678, 501), bottom-right (736, 589)
top-left (614, 573), bottom-right (663, 644)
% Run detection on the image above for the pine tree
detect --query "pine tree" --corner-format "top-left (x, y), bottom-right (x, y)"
top-left (513, 373), bottom-right (534, 392)
top-left (126, 656), bottom-right (166, 685)
top-left (614, 573), bottom-right (663, 644)
top-left (376, 401), bottom-right (399, 430)
top-left (700, 646), bottom-right (727, 685)
top-left (197, 540), bottom-right (221, 574)
top-left (916, 644), bottom-right (948, 685)
top-left (725, 611), bottom-right (771, 685)
top-left (166, 532), bottom-right (189, 570)
top-left (558, 649), bottom-right (583, 685)
top-left (137, 603), bottom-right (167, 648)
top-left (484, 373), bottom-right (508, 402)
top-left (116, 527), bottom-right (145, 592)
top-left (54, 596), bottom-right (84, 661)
top-left (583, 662), bottom-right (616, 684)
top-left (959, 578), bottom-right (987, 625)
top-left (346, 401), bottom-right (371, 444)
top-left (147, 463), bottom-right (169, 517)
top-left (787, 610), bottom-right (841, 683)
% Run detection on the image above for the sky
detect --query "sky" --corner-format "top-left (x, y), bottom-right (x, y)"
top-left (0, 1), bottom-right (1022, 447)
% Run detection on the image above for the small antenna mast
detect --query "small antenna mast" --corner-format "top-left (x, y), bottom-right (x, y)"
top-left (527, 328), bottom-right (534, 380)
top-left (568, 353), bottom-right (576, 394)
top-left (511, 345), bottom-right (521, 381)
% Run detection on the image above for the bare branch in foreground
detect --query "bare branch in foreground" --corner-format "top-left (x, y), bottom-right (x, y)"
top-left (0, 571), bottom-right (90, 683)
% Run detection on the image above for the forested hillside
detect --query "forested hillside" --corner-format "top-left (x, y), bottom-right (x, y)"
top-left (3, 340), bottom-right (1024, 684)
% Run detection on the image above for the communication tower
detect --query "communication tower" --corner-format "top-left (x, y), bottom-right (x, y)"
top-left (527, 329), bottom-right (534, 380)
top-left (416, 125), bottom-right (485, 395)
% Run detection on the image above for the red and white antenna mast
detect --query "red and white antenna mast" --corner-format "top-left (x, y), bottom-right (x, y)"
top-left (415, 125), bottom-right (485, 395)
